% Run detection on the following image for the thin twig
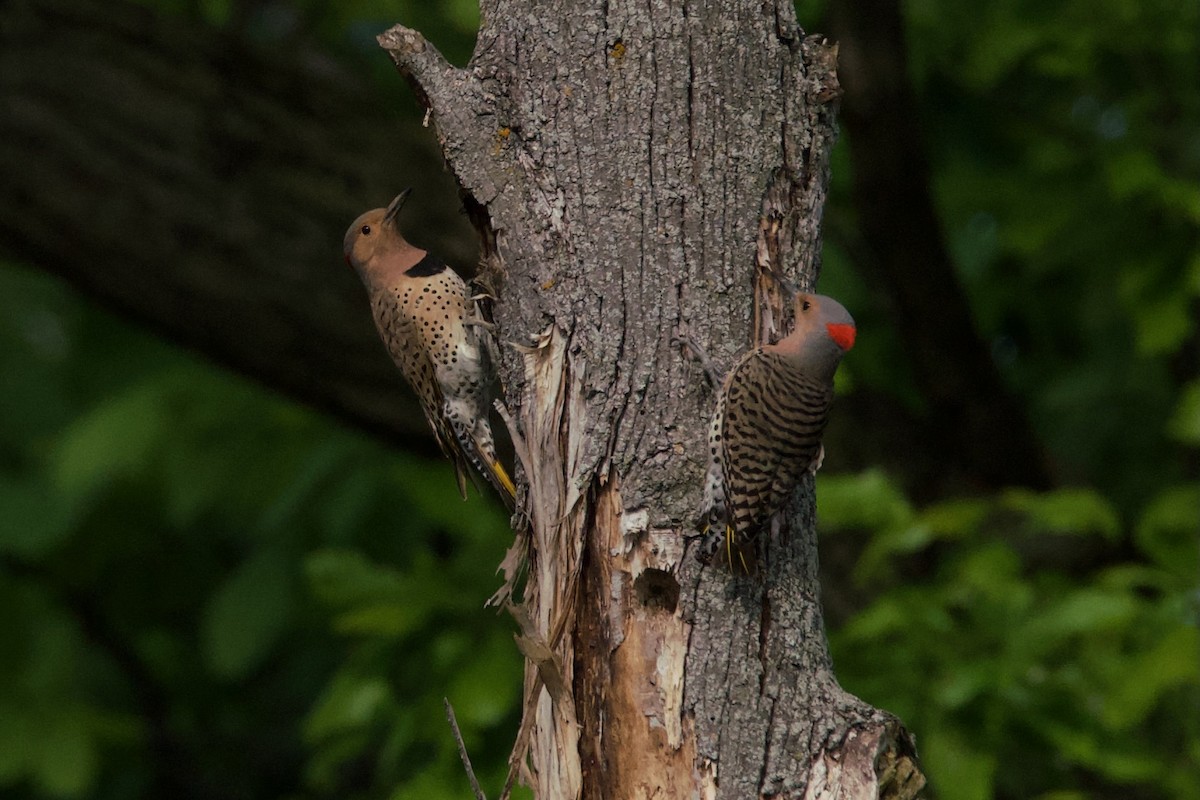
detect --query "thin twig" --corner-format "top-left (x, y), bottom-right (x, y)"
top-left (444, 697), bottom-right (487, 800)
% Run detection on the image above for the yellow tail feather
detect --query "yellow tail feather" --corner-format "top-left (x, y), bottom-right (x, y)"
top-left (489, 458), bottom-right (517, 506)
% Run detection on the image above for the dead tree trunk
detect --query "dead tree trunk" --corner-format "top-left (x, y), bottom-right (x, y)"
top-left (380, 2), bottom-right (925, 797)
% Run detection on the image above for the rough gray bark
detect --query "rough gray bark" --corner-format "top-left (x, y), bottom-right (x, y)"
top-left (381, 2), bottom-right (925, 797)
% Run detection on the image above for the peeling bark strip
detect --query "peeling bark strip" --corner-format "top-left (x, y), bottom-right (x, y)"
top-left (380, 2), bottom-right (925, 798)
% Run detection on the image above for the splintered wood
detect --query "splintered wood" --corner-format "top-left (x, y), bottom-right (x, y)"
top-left (495, 325), bottom-right (586, 799)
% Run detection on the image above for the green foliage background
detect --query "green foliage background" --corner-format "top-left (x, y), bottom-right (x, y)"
top-left (1, 0), bottom-right (1196, 798)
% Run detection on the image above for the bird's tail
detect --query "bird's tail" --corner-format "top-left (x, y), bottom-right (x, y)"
top-left (484, 456), bottom-right (517, 512)
top-left (696, 484), bottom-right (757, 574)
top-left (695, 522), bottom-right (757, 575)
top-left (443, 413), bottom-right (516, 511)
top-left (459, 431), bottom-right (516, 512)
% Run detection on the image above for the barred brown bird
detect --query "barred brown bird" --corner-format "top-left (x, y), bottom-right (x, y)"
top-left (699, 292), bottom-right (856, 570)
top-left (343, 190), bottom-right (515, 509)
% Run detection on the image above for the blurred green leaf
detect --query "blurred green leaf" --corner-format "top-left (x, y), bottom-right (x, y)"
top-left (1002, 488), bottom-right (1121, 539)
top-left (307, 548), bottom-right (404, 607)
top-left (1168, 380), bottom-right (1200, 444)
top-left (53, 382), bottom-right (169, 502)
top-left (0, 475), bottom-right (76, 557)
top-left (1103, 624), bottom-right (1200, 732)
top-left (839, 592), bottom-right (946, 643)
top-left (949, 541), bottom-right (1023, 598)
top-left (389, 769), bottom-right (457, 800)
top-left (319, 469), bottom-right (382, 542)
top-left (0, 702), bottom-right (102, 799)
top-left (1120, 255), bottom-right (1200, 356)
top-left (933, 665), bottom-right (991, 710)
top-left (818, 469), bottom-right (912, 530)
top-left (1135, 484), bottom-right (1200, 579)
top-left (258, 436), bottom-right (360, 533)
top-left (1017, 588), bottom-right (1139, 646)
top-left (446, 636), bottom-right (522, 728)
top-left (306, 549), bottom-right (442, 638)
top-left (922, 726), bottom-right (996, 800)
top-left (0, 704), bottom-right (28, 783)
top-left (30, 708), bottom-right (98, 797)
top-left (1040, 717), bottom-right (1162, 782)
top-left (197, 0), bottom-right (232, 25)
top-left (304, 670), bottom-right (394, 743)
top-left (918, 498), bottom-right (991, 537)
top-left (390, 458), bottom-right (507, 545)
top-left (201, 549), bottom-right (293, 680)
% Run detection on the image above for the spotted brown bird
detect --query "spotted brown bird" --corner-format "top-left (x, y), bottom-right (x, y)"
top-left (343, 190), bottom-right (515, 509)
top-left (699, 292), bottom-right (856, 570)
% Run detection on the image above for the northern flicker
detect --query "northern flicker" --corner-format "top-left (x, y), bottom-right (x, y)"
top-left (699, 292), bottom-right (856, 570)
top-left (343, 190), bottom-right (515, 509)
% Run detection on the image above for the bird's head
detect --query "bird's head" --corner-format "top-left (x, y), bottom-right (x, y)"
top-left (777, 292), bottom-right (856, 378)
top-left (342, 189), bottom-right (420, 282)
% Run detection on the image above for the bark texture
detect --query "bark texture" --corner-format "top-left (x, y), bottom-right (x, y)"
top-left (381, 2), bottom-right (924, 797)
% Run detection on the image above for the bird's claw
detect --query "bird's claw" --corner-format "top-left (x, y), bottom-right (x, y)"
top-left (672, 327), bottom-right (723, 390)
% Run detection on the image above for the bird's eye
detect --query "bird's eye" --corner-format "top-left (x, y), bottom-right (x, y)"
top-left (801, 300), bottom-right (812, 312)
top-left (361, 224), bottom-right (372, 235)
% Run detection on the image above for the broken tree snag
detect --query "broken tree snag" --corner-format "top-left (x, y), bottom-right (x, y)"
top-left (576, 488), bottom-right (698, 797)
top-left (380, 1), bottom-right (926, 797)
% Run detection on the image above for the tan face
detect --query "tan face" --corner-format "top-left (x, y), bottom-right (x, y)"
top-left (792, 292), bottom-right (822, 338)
top-left (790, 292), bottom-right (857, 352)
top-left (343, 208), bottom-right (389, 272)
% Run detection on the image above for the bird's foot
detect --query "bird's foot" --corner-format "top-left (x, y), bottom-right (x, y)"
top-left (672, 327), bottom-right (722, 390)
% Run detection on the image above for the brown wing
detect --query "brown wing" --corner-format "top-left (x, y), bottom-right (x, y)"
top-left (371, 291), bottom-right (472, 499)
top-left (721, 350), bottom-right (832, 541)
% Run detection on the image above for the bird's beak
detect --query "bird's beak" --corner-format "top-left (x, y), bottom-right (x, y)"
top-left (384, 188), bottom-right (413, 226)
top-left (826, 323), bottom-right (856, 351)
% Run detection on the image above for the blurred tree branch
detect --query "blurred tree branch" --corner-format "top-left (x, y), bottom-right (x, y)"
top-left (0, 0), bottom-right (474, 455)
top-left (825, 0), bottom-right (1053, 496)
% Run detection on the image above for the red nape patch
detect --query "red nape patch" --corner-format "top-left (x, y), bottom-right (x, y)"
top-left (826, 322), bottom-right (856, 351)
